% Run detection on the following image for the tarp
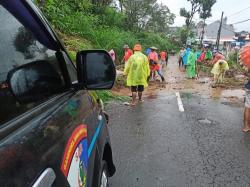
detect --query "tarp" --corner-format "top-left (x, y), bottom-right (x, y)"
top-left (240, 44), bottom-right (250, 68)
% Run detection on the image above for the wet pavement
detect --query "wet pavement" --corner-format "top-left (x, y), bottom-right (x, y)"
top-left (108, 57), bottom-right (250, 187)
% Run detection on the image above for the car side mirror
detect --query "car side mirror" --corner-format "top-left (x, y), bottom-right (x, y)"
top-left (76, 50), bottom-right (116, 90)
top-left (7, 60), bottom-right (64, 104)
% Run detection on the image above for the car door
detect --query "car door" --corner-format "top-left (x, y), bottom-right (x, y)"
top-left (0, 1), bottom-right (100, 186)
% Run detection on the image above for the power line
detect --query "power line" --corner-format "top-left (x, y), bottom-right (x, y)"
top-left (228, 6), bottom-right (250, 18)
top-left (231, 18), bottom-right (250, 25)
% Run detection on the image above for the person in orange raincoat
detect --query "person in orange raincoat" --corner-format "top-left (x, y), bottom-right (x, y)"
top-left (148, 47), bottom-right (165, 82)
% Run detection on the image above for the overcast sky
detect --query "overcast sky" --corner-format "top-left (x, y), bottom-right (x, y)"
top-left (160, 0), bottom-right (250, 32)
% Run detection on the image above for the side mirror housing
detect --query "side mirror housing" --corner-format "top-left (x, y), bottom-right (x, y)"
top-left (76, 50), bottom-right (116, 90)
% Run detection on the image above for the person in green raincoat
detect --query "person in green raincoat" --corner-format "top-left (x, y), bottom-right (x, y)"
top-left (186, 49), bottom-right (197, 79)
top-left (124, 44), bottom-right (150, 106)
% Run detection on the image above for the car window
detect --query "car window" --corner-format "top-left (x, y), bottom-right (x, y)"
top-left (0, 5), bottom-right (66, 125)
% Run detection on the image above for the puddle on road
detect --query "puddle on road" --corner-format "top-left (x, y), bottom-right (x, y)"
top-left (209, 88), bottom-right (245, 107)
top-left (181, 92), bottom-right (193, 99)
top-left (198, 118), bottom-right (212, 124)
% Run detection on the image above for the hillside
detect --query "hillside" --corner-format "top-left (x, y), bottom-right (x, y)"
top-left (35, 0), bottom-right (178, 64)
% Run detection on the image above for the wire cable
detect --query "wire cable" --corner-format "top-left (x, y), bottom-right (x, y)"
top-left (231, 18), bottom-right (250, 25)
top-left (227, 7), bottom-right (250, 18)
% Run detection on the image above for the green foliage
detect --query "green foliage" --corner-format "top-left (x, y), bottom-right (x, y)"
top-left (121, 0), bottom-right (175, 32)
top-left (180, 0), bottom-right (217, 28)
top-left (122, 0), bottom-right (157, 31)
top-left (227, 52), bottom-right (244, 72)
top-left (180, 0), bottom-right (201, 28)
top-left (98, 8), bottom-right (126, 29)
top-left (199, 0), bottom-right (216, 20)
top-left (145, 3), bottom-right (175, 33)
top-left (227, 53), bottom-right (237, 66)
top-left (175, 27), bottom-right (189, 45)
top-left (91, 0), bottom-right (113, 7)
top-left (136, 32), bottom-right (173, 50)
top-left (36, 0), bottom-right (178, 63)
top-left (92, 27), bottom-right (138, 59)
top-left (96, 90), bottom-right (129, 104)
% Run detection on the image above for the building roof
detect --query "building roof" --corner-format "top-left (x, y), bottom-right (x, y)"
top-left (199, 18), bottom-right (235, 43)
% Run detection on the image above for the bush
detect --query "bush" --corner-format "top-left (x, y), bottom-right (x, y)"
top-left (92, 27), bottom-right (138, 62)
top-left (136, 32), bottom-right (173, 51)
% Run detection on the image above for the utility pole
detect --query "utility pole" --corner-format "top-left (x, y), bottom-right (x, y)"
top-left (200, 19), bottom-right (206, 47)
top-left (216, 11), bottom-right (224, 51)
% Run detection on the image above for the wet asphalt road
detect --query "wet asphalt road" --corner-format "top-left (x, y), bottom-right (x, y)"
top-left (107, 93), bottom-right (250, 187)
top-left (107, 57), bottom-right (250, 186)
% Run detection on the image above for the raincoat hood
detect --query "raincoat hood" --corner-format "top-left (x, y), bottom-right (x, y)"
top-left (182, 48), bottom-right (191, 65)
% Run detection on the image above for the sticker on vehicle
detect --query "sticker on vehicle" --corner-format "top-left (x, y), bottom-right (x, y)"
top-left (61, 125), bottom-right (88, 187)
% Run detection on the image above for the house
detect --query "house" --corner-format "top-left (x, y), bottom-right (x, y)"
top-left (234, 31), bottom-right (250, 45)
top-left (197, 17), bottom-right (235, 45)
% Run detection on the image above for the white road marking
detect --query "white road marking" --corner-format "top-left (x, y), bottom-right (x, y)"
top-left (175, 92), bottom-right (185, 112)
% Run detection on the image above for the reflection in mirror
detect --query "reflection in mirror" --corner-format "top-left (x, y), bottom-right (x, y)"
top-left (14, 27), bottom-right (36, 59)
top-left (85, 52), bottom-right (115, 89)
top-left (8, 60), bottom-right (65, 104)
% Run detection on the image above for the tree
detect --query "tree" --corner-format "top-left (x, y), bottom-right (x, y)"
top-left (180, 0), bottom-right (203, 30)
top-left (92, 0), bottom-right (113, 6)
top-left (121, 0), bottom-right (157, 31)
top-left (118, 0), bottom-right (123, 12)
top-left (145, 3), bottom-right (175, 33)
top-left (199, 0), bottom-right (216, 45)
top-left (120, 0), bottom-right (174, 32)
top-left (176, 27), bottom-right (189, 45)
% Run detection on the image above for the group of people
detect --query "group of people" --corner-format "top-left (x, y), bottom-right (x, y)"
top-left (122, 44), bottom-right (168, 106)
top-left (178, 46), bottom-right (229, 84)
top-left (120, 43), bottom-right (250, 134)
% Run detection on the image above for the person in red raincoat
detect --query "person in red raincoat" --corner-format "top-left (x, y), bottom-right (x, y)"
top-left (211, 51), bottom-right (225, 65)
top-left (197, 47), bottom-right (206, 63)
top-left (122, 44), bottom-right (133, 69)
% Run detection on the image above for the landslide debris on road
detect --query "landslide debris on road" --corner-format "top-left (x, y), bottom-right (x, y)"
top-left (113, 56), bottom-right (248, 103)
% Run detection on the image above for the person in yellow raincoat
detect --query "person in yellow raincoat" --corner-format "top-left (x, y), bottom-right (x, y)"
top-left (211, 59), bottom-right (229, 84)
top-left (124, 44), bottom-right (150, 106)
